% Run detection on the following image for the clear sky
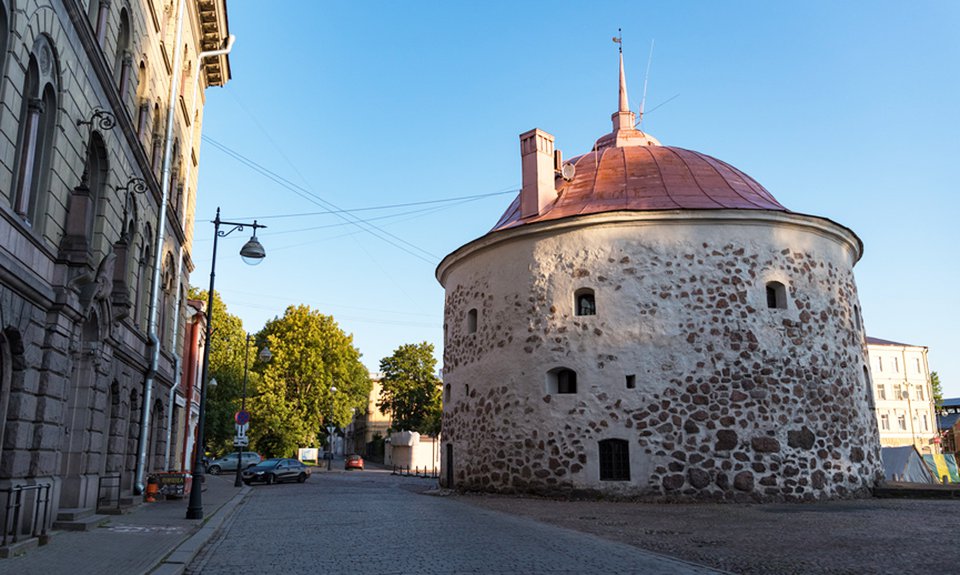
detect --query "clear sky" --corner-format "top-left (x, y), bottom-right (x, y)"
top-left (193, 1), bottom-right (960, 396)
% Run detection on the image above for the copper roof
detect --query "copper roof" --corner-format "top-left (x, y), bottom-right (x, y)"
top-left (492, 145), bottom-right (787, 231)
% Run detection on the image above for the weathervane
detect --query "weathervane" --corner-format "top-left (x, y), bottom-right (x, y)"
top-left (612, 28), bottom-right (622, 53)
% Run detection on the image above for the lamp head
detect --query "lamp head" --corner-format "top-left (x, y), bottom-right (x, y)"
top-left (240, 231), bottom-right (266, 265)
top-left (258, 347), bottom-right (272, 362)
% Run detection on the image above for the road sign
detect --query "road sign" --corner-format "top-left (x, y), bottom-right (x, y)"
top-left (235, 410), bottom-right (250, 425)
top-left (235, 423), bottom-right (249, 436)
top-left (233, 435), bottom-right (249, 447)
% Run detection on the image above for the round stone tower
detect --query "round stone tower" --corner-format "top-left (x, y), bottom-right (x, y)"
top-left (436, 54), bottom-right (882, 501)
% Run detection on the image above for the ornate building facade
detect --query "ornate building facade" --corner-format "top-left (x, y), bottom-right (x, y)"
top-left (0, 0), bottom-right (230, 540)
top-left (437, 55), bottom-right (883, 501)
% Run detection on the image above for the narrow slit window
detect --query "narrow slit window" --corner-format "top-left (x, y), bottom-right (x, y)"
top-left (466, 308), bottom-right (478, 334)
top-left (625, 374), bottom-right (636, 389)
top-left (444, 384), bottom-right (450, 402)
top-left (599, 439), bottom-right (630, 481)
top-left (765, 281), bottom-right (787, 309)
top-left (574, 288), bottom-right (596, 316)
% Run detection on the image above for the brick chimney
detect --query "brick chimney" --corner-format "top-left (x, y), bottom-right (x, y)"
top-left (519, 128), bottom-right (557, 219)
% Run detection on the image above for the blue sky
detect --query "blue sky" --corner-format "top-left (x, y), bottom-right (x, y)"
top-left (193, 1), bottom-right (960, 396)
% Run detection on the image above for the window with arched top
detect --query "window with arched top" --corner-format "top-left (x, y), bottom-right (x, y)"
top-left (116, 9), bottom-right (132, 96)
top-left (134, 225), bottom-right (153, 328)
top-left (547, 367), bottom-right (577, 394)
top-left (466, 308), bottom-right (478, 334)
top-left (159, 253), bottom-right (175, 347)
top-left (765, 281), bottom-right (787, 309)
top-left (85, 131), bottom-right (109, 242)
top-left (13, 36), bottom-right (60, 231)
top-left (599, 439), bottom-right (630, 481)
top-left (574, 288), bottom-right (596, 316)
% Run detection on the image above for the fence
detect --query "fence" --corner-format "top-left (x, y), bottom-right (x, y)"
top-left (1, 483), bottom-right (51, 547)
top-left (391, 465), bottom-right (439, 479)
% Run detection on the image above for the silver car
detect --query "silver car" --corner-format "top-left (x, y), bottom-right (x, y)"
top-left (206, 452), bottom-right (262, 474)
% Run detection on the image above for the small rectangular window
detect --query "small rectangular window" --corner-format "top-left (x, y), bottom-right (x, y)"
top-left (893, 357), bottom-right (899, 372)
top-left (897, 414), bottom-right (907, 430)
top-left (625, 374), bottom-right (636, 389)
top-left (877, 385), bottom-right (886, 400)
top-left (878, 357), bottom-right (883, 372)
top-left (880, 413), bottom-right (890, 430)
top-left (916, 358), bottom-right (921, 373)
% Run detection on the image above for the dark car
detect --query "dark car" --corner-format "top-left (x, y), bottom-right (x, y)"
top-left (241, 458), bottom-right (311, 485)
top-left (345, 454), bottom-right (364, 470)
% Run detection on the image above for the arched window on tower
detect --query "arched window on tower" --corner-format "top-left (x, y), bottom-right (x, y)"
top-left (765, 281), bottom-right (787, 309)
top-left (12, 36), bottom-right (60, 231)
top-left (547, 367), bottom-right (577, 394)
top-left (574, 288), bottom-right (596, 316)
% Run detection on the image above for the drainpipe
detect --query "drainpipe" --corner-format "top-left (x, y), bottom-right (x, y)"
top-left (161, 30), bottom-right (236, 473)
top-left (135, 0), bottom-right (186, 494)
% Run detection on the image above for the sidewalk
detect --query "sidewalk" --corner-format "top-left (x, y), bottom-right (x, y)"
top-left (0, 474), bottom-right (249, 575)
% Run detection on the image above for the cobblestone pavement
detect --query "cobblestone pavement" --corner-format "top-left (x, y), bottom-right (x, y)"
top-left (455, 492), bottom-right (960, 574)
top-left (186, 468), bottom-right (721, 574)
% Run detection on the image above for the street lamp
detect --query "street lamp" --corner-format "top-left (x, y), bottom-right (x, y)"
top-left (186, 208), bottom-right (266, 520)
top-left (234, 338), bottom-right (272, 487)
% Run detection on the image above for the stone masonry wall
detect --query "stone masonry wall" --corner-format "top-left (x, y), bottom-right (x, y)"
top-left (440, 213), bottom-right (883, 501)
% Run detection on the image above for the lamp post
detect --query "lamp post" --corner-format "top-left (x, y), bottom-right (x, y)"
top-left (186, 208), bottom-right (266, 520)
top-left (234, 340), bottom-right (271, 487)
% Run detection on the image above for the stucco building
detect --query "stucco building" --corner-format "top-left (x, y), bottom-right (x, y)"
top-left (0, 0), bottom-right (230, 542)
top-left (437, 54), bottom-right (882, 501)
top-left (345, 372), bottom-right (391, 459)
top-left (866, 337), bottom-right (937, 452)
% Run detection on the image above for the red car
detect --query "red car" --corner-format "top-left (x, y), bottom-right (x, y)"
top-left (345, 454), bottom-right (364, 470)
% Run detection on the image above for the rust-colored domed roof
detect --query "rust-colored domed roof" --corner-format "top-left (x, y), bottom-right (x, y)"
top-left (493, 144), bottom-right (787, 231)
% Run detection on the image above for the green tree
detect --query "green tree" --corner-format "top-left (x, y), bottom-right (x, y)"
top-left (378, 342), bottom-right (442, 436)
top-left (250, 305), bottom-right (370, 457)
top-left (188, 288), bottom-right (258, 456)
top-left (931, 371), bottom-right (944, 411)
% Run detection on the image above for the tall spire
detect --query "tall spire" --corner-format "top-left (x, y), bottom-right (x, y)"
top-left (611, 31), bottom-right (634, 134)
top-left (596, 31), bottom-right (661, 150)
top-left (618, 51), bottom-right (629, 113)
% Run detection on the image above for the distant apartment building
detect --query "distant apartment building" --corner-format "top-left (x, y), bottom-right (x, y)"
top-left (867, 337), bottom-right (937, 453)
top-left (344, 373), bottom-right (391, 458)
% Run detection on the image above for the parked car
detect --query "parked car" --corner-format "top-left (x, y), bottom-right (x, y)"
top-left (345, 454), bottom-right (364, 471)
top-left (206, 452), bottom-right (262, 475)
top-left (242, 458), bottom-right (311, 485)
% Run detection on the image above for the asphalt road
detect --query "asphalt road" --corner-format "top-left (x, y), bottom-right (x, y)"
top-left (186, 467), bottom-right (722, 574)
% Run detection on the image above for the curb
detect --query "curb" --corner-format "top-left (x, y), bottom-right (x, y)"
top-left (147, 485), bottom-right (251, 575)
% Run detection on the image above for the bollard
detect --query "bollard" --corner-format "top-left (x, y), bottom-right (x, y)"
top-left (145, 476), bottom-right (159, 502)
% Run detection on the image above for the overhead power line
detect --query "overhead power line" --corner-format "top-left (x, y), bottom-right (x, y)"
top-left (203, 136), bottom-right (441, 263)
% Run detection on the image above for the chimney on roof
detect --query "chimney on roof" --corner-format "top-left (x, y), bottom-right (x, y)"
top-left (519, 128), bottom-right (557, 219)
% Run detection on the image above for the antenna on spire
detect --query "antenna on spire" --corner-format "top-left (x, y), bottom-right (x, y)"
top-left (612, 28), bottom-right (622, 53)
top-left (638, 39), bottom-right (654, 128)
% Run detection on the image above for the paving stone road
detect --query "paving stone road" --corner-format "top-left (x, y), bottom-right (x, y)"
top-left (186, 468), bottom-right (722, 574)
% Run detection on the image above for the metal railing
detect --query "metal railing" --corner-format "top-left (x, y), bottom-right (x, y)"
top-left (97, 473), bottom-right (123, 513)
top-left (391, 465), bottom-right (440, 479)
top-left (1, 484), bottom-right (51, 547)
